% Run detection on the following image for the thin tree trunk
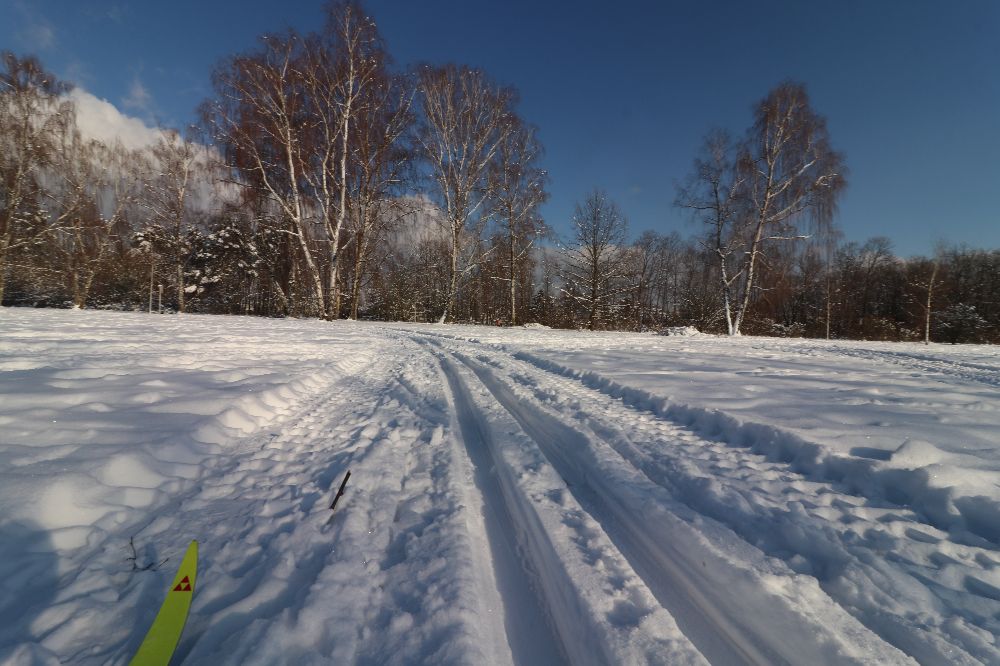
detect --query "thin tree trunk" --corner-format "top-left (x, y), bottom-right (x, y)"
top-left (733, 173), bottom-right (773, 336)
top-left (825, 279), bottom-right (832, 340)
top-left (439, 227), bottom-right (460, 323)
top-left (177, 261), bottom-right (185, 313)
top-left (349, 226), bottom-right (365, 320)
top-left (589, 265), bottom-right (599, 331)
top-left (924, 262), bottom-right (938, 345)
top-left (0, 240), bottom-right (9, 305)
top-left (70, 266), bottom-right (82, 308)
top-left (733, 224), bottom-right (765, 336)
top-left (148, 257), bottom-right (155, 314)
top-left (81, 271), bottom-right (96, 309)
top-left (720, 252), bottom-right (734, 335)
top-left (509, 219), bottom-right (516, 325)
top-left (284, 135), bottom-right (325, 316)
top-left (327, 48), bottom-right (357, 321)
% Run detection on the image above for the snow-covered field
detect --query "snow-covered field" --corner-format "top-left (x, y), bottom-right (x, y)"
top-left (1, 308), bottom-right (998, 665)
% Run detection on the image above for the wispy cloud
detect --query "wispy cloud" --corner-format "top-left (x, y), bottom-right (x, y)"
top-left (10, 0), bottom-right (57, 51)
top-left (27, 22), bottom-right (55, 49)
top-left (63, 59), bottom-right (93, 88)
top-left (81, 3), bottom-right (128, 25)
top-left (121, 74), bottom-right (159, 125)
top-left (123, 76), bottom-right (153, 113)
top-left (105, 4), bottom-right (127, 24)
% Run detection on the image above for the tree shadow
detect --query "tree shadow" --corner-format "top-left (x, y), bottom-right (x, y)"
top-left (0, 520), bottom-right (60, 660)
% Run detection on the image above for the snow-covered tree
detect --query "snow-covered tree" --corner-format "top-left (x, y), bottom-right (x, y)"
top-left (935, 303), bottom-right (987, 344)
top-left (140, 129), bottom-right (201, 312)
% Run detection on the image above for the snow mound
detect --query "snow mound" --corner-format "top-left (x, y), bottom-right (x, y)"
top-left (659, 326), bottom-right (700, 336)
top-left (520, 322), bottom-right (550, 329)
top-left (887, 438), bottom-right (947, 469)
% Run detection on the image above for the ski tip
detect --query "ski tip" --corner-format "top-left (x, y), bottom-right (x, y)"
top-left (129, 539), bottom-right (200, 666)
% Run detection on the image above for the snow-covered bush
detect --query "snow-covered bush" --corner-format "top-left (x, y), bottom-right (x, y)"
top-left (935, 303), bottom-right (988, 343)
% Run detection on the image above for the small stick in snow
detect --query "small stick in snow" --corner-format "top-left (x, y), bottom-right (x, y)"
top-left (330, 470), bottom-right (351, 513)
top-left (126, 536), bottom-right (169, 572)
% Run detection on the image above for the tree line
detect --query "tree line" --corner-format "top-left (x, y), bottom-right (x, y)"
top-left (1, 2), bottom-right (996, 343)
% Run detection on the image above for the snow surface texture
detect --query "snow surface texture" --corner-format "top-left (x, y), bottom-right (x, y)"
top-left (0, 309), bottom-right (997, 665)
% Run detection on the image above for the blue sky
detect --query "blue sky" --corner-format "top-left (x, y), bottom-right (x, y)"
top-left (3, 0), bottom-right (998, 256)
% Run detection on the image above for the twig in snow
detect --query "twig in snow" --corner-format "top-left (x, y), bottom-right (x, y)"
top-left (126, 536), bottom-right (169, 572)
top-left (330, 470), bottom-right (352, 514)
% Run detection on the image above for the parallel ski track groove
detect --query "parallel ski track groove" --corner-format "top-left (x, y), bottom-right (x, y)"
top-left (438, 344), bottom-right (785, 666)
top-left (434, 348), bottom-right (570, 666)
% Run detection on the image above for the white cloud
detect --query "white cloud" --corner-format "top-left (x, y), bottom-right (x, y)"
top-left (67, 88), bottom-right (162, 151)
top-left (65, 87), bottom-right (239, 213)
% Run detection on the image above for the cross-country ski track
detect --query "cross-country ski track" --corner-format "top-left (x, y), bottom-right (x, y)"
top-left (3, 309), bottom-right (999, 664)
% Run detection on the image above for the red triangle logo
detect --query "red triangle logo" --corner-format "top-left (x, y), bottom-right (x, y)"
top-left (173, 576), bottom-right (192, 592)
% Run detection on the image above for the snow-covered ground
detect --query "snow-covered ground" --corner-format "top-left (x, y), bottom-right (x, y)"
top-left (1, 309), bottom-right (998, 665)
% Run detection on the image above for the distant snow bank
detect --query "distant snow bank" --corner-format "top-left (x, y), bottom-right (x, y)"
top-left (658, 326), bottom-right (701, 336)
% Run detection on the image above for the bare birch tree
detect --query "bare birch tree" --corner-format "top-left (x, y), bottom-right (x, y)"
top-left (417, 64), bottom-right (512, 323)
top-left (46, 114), bottom-right (139, 308)
top-left (140, 129), bottom-right (200, 312)
top-left (909, 245), bottom-right (943, 345)
top-left (204, 34), bottom-right (327, 316)
top-left (489, 113), bottom-right (548, 325)
top-left (344, 68), bottom-right (414, 319)
top-left (559, 190), bottom-right (629, 330)
top-left (0, 53), bottom-right (70, 304)
top-left (676, 129), bottom-right (746, 334)
top-left (731, 82), bottom-right (846, 335)
top-left (301, 2), bottom-right (385, 318)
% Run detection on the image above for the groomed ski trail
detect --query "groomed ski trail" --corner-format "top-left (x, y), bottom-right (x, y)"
top-left (436, 350), bottom-right (569, 666)
top-left (403, 329), bottom-right (915, 665)
top-left (428, 342), bottom-right (708, 665)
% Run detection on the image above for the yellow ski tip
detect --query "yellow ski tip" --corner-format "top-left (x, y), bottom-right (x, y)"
top-left (129, 540), bottom-right (199, 666)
